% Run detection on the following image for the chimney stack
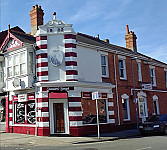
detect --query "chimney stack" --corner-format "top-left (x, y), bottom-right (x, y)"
top-left (29, 4), bottom-right (44, 35)
top-left (125, 25), bottom-right (137, 52)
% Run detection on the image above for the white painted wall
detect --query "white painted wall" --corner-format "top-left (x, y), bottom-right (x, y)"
top-left (47, 34), bottom-right (66, 81)
top-left (77, 46), bottom-right (102, 82)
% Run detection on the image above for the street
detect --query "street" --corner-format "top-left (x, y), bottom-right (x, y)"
top-left (0, 134), bottom-right (167, 150)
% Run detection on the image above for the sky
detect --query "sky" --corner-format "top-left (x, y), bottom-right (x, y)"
top-left (0, 0), bottom-right (167, 63)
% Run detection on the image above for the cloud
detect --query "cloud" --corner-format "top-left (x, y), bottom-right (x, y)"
top-left (144, 44), bottom-right (167, 63)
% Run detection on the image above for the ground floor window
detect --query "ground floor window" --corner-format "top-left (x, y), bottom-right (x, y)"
top-left (138, 97), bottom-right (148, 118)
top-left (15, 101), bottom-right (36, 124)
top-left (81, 99), bottom-right (107, 124)
top-left (121, 94), bottom-right (130, 121)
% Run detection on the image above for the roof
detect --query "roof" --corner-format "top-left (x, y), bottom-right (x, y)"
top-left (0, 26), bottom-right (25, 47)
top-left (10, 30), bottom-right (35, 44)
top-left (76, 32), bottom-right (167, 66)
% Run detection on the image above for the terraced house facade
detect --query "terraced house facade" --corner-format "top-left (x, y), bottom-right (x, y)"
top-left (0, 5), bottom-right (167, 136)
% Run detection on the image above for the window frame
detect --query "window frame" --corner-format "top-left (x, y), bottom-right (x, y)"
top-left (153, 95), bottom-right (160, 115)
top-left (149, 66), bottom-right (156, 86)
top-left (165, 69), bottom-right (167, 88)
top-left (121, 94), bottom-right (130, 121)
top-left (7, 56), bottom-right (12, 77)
top-left (118, 55), bottom-right (127, 80)
top-left (0, 61), bottom-right (3, 82)
top-left (137, 60), bottom-right (142, 82)
top-left (29, 51), bottom-right (34, 74)
top-left (101, 54), bottom-right (109, 77)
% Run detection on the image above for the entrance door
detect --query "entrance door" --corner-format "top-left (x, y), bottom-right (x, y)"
top-left (53, 103), bottom-right (65, 133)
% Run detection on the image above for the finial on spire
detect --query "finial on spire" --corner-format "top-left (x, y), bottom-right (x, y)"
top-left (53, 12), bottom-right (56, 20)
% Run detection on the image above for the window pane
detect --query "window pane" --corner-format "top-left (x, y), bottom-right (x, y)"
top-left (13, 55), bottom-right (18, 65)
top-left (82, 99), bottom-right (107, 124)
top-left (20, 63), bottom-right (26, 74)
top-left (8, 56), bottom-right (12, 66)
top-left (20, 52), bottom-right (25, 63)
top-left (101, 56), bottom-right (106, 65)
top-left (123, 99), bottom-right (128, 119)
top-left (29, 52), bottom-right (33, 73)
top-left (27, 101), bottom-right (36, 124)
top-left (102, 66), bottom-right (106, 76)
top-left (16, 102), bottom-right (25, 123)
top-left (165, 72), bottom-right (167, 87)
top-left (119, 60), bottom-right (123, 68)
top-left (14, 65), bottom-right (19, 76)
top-left (7, 67), bottom-right (12, 77)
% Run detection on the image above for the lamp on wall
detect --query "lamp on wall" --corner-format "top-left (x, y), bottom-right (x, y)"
top-left (131, 57), bottom-right (139, 129)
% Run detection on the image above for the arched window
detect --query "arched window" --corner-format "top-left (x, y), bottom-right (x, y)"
top-left (121, 94), bottom-right (130, 121)
top-left (153, 95), bottom-right (159, 115)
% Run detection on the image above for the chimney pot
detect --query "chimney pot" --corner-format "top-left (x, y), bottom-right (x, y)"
top-left (126, 25), bottom-right (129, 34)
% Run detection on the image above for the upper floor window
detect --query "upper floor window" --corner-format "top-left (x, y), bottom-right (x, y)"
top-left (150, 66), bottom-right (156, 86)
top-left (7, 56), bottom-right (12, 77)
top-left (20, 52), bottom-right (26, 75)
top-left (118, 55), bottom-right (127, 79)
top-left (165, 69), bottom-right (167, 88)
top-left (29, 52), bottom-right (34, 74)
top-left (0, 62), bottom-right (3, 81)
top-left (13, 54), bottom-right (19, 76)
top-left (101, 55), bottom-right (108, 77)
top-left (137, 61), bottom-right (142, 82)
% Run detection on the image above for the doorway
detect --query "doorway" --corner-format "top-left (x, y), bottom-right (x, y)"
top-left (53, 103), bottom-right (64, 133)
top-left (49, 99), bottom-right (69, 134)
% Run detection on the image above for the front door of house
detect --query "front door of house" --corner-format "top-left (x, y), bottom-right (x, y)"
top-left (53, 103), bottom-right (65, 133)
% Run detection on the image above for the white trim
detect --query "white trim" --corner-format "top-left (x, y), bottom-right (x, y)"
top-left (164, 68), bottom-right (167, 71)
top-left (36, 91), bottom-right (48, 98)
top-left (37, 76), bottom-right (48, 81)
top-left (68, 91), bottom-right (81, 97)
top-left (70, 121), bottom-right (83, 126)
top-left (37, 67), bottom-right (48, 72)
top-left (66, 66), bottom-right (77, 70)
top-left (118, 55), bottom-right (126, 60)
top-left (101, 55), bottom-right (109, 77)
top-left (66, 75), bottom-right (78, 80)
top-left (65, 57), bottom-right (77, 62)
top-left (153, 95), bottom-right (158, 100)
top-left (12, 124), bottom-right (36, 127)
top-left (64, 39), bottom-right (76, 44)
top-left (108, 119), bottom-right (115, 124)
top-left (36, 40), bottom-right (47, 46)
top-left (65, 48), bottom-right (77, 53)
top-left (69, 111), bottom-right (82, 116)
top-left (9, 121), bottom-right (13, 126)
top-left (69, 102), bottom-right (81, 107)
top-left (37, 122), bottom-right (49, 127)
top-left (9, 104), bottom-right (13, 109)
top-left (108, 111), bottom-right (114, 115)
top-left (108, 102), bottom-right (114, 106)
top-left (36, 58), bottom-right (48, 63)
top-left (153, 95), bottom-right (160, 115)
top-left (37, 102), bottom-right (48, 108)
top-left (37, 112), bottom-right (49, 117)
top-left (121, 94), bottom-right (129, 99)
top-left (36, 49), bottom-right (48, 55)
top-left (9, 113), bottom-right (13, 117)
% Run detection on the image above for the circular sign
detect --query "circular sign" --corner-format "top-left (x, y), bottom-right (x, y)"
top-left (13, 78), bottom-right (20, 88)
top-left (50, 50), bottom-right (64, 67)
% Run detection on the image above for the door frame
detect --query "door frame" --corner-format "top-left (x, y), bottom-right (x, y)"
top-left (49, 99), bottom-right (69, 134)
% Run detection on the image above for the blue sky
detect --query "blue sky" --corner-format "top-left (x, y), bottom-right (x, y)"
top-left (1, 0), bottom-right (167, 63)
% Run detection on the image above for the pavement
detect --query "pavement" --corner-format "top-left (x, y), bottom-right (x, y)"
top-left (0, 129), bottom-right (140, 147)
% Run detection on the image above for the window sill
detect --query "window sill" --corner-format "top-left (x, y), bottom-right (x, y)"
top-left (12, 124), bottom-right (36, 127)
top-left (123, 119), bottom-right (131, 122)
top-left (120, 78), bottom-right (127, 81)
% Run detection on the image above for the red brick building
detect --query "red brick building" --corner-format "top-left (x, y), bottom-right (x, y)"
top-left (0, 5), bottom-right (167, 136)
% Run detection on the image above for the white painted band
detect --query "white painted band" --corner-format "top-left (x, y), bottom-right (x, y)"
top-left (108, 102), bottom-right (114, 107)
top-left (37, 122), bottom-right (49, 127)
top-left (36, 92), bottom-right (48, 98)
top-left (36, 49), bottom-right (48, 55)
top-left (36, 40), bottom-right (47, 46)
top-left (37, 67), bottom-right (48, 72)
top-left (66, 66), bottom-right (78, 70)
top-left (109, 119), bottom-right (115, 124)
top-left (37, 112), bottom-right (49, 117)
top-left (9, 104), bottom-right (13, 109)
top-left (36, 58), bottom-right (48, 63)
top-left (108, 111), bottom-right (114, 115)
top-left (70, 121), bottom-right (83, 127)
top-left (65, 57), bottom-right (77, 62)
top-left (37, 102), bottom-right (48, 108)
top-left (9, 113), bottom-right (13, 117)
top-left (65, 48), bottom-right (77, 53)
top-left (69, 102), bottom-right (81, 107)
top-left (69, 111), bottom-right (82, 116)
top-left (66, 75), bottom-right (78, 80)
top-left (37, 76), bottom-right (48, 81)
top-left (64, 39), bottom-right (76, 44)
top-left (9, 121), bottom-right (13, 126)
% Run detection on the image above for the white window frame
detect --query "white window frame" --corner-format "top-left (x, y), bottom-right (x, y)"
top-left (0, 61), bottom-right (3, 82)
top-left (101, 54), bottom-right (109, 77)
top-left (152, 95), bottom-right (160, 115)
top-left (149, 65), bottom-right (156, 86)
top-left (136, 60), bottom-right (142, 82)
top-left (137, 92), bottom-right (148, 119)
top-left (29, 51), bottom-right (34, 74)
top-left (20, 52), bottom-right (26, 75)
top-left (121, 94), bottom-right (130, 121)
top-left (13, 54), bottom-right (19, 76)
top-left (118, 55), bottom-right (127, 80)
top-left (7, 56), bottom-right (13, 77)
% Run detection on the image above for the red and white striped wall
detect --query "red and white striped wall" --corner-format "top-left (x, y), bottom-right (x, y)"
top-left (36, 36), bottom-right (48, 82)
top-left (64, 34), bottom-right (78, 81)
top-left (68, 91), bottom-right (83, 129)
top-left (36, 87), bottom-right (50, 136)
top-left (8, 95), bottom-right (13, 126)
top-left (108, 98), bottom-right (115, 124)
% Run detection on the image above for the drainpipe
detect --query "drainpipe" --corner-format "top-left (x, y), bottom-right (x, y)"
top-left (113, 52), bottom-right (120, 125)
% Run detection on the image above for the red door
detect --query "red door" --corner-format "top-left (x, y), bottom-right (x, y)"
top-left (53, 103), bottom-right (65, 133)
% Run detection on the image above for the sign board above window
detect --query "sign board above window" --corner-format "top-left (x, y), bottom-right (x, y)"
top-left (142, 84), bottom-right (152, 90)
top-left (18, 94), bottom-right (27, 102)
